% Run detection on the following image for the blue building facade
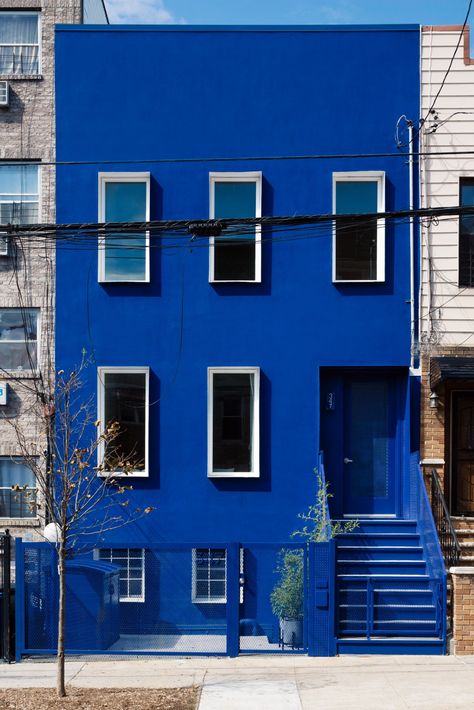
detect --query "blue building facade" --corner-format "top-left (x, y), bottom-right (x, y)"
top-left (48, 25), bottom-right (446, 655)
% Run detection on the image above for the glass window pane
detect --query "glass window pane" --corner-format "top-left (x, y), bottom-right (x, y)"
top-left (460, 180), bottom-right (474, 287)
top-left (213, 374), bottom-right (252, 472)
top-left (214, 181), bottom-right (257, 281)
top-left (0, 14), bottom-right (38, 44)
top-left (335, 181), bottom-right (378, 281)
top-left (209, 581), bottom-right (225, 598)
top-left (104, 372), bottom-right (146, 471)
top-left (128, 580), bottom-right (142, 596)
top-left (0, 459), bottom-right (35, 487)
top-left (104, 182), bottom-right (147, 281)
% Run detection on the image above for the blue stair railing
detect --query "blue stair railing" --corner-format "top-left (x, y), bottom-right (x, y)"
top-left (410, 454), bottom-right (447, 643)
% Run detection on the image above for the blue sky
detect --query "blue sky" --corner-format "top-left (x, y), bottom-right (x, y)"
top-left (105, 0), bottom-right (473, 26)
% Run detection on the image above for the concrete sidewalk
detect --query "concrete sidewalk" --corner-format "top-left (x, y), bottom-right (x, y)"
top-left (1, 655), bottom-right (474, 709)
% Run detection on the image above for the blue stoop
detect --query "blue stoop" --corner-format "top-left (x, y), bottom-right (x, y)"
top-left (335, 520), bottom-right (446, 655)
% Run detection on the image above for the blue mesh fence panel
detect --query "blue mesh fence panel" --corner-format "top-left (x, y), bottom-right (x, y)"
top-left (239, 543), bottom-right (307, 653)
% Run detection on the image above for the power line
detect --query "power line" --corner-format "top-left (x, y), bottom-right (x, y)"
top-left (5, 203), bottom-right (474, 242)
top-left (8, 146), bottom-right (474, 168)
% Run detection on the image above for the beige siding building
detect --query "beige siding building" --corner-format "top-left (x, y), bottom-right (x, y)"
top-left (420, 25), bottom-right (474, 544)
top-left (0, 0), bottom-right (107, 538)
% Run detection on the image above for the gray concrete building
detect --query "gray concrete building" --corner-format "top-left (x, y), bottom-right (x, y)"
top-left (0, 0), bottom-right (108, 538)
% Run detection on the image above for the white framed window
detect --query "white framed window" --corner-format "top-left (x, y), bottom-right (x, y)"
top-left (208, 367), bottom-right (260, 478)
top-left (332, 171), bottom-right (385, 283)
top-left (98, 173), bottom-right (150, 283)
top-left (192, 548), bottom-right (227, 603)
top-left (96, 548), bottom-right (145, 602)
top-left (0, 308), bottom-right (39, 371)
top-left (0, 12), bottom-right (40, 76)
top-left (97, 367), bottom-right (149, 477)
top-left (0, 457), bottom-right (36, 519)
top-left (209, 172), bottom-right (262, 283)
top-left (0, 164), bottom-right (40, 230)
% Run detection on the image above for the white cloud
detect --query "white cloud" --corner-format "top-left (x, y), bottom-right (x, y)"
top-left (106, 0), bottom-right (186, 25)
top-left (318, 1), bottom-right (356, 23)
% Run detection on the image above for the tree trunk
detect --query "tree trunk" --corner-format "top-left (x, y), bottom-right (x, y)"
top-left (56, 543), bottom-right (66, 698)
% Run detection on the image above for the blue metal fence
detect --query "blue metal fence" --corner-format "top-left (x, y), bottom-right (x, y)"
top-left (16, 539), bottom-right (337, 659)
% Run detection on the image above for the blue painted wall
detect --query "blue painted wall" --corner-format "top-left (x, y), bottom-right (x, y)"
top-left (55, 26), bottom-right (420, 546)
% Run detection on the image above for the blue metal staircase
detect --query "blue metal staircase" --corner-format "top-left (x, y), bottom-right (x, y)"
top-left (335, 519), bottom-right (446, 654)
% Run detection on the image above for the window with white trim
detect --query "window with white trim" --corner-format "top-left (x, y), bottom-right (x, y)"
top-left (209, 172), bottom-right (262, 282)
top-left (0, 308), bottom-right (38, 371)
top-left (98, 367), bottom-right (149, 477)
top-left (192, 548), bottom-right (226, 603)
top-left (97, 548), bottom-right (145, 602)
top-left (98, 173), bottom-right (150, 283)
top-left (0, 12), bottom-right (40, 76)
top-left (208, 367), bottom-right (260, 478)
top-left (333, 172), bottom-right (385, 282)
top-left (0, 457), bottom-right (36, 519)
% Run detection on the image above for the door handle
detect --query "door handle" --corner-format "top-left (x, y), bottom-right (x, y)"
top-left (343, 458), bottom-right (353, 464)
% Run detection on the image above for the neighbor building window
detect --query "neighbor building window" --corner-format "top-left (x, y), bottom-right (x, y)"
top-left (97, 548), bottom-right (145, 602)
top-left (0, 458), bottom-right (36, 518)
top-left (208, 367), bottom-right (260, 478)
top-left (0, 164), bottom-right (39, 226)
top-left (98, 367), bottom-right (149, 476)
top-left (0, 12), bottom-right (40, 76)
top-left (0, 308), bottom-right (38, 371)
top-left (333, 172), bottom-right (385, 282)
top-left (192, 548), bottom-right (227, 603)
top-left (209, 172), bottom-right (262, 282)
top-left (98, 173), bottom-right (150, 283)
top-left (459, 178), bottom-right (474, 287)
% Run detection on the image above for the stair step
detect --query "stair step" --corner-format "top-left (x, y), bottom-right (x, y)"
top-left (337, 638), bottom-right (445, 655)
top-left (337, 546), bottom-right (424, 561)
top-left (335, 520), bottom-right (418, 534)
top-left (337, 560), bottom-right (427, 575)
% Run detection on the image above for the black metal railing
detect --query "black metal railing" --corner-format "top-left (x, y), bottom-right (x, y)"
top-left (0, 530), bottom-right (12, 662)
top-left (431, 468), bottom-right (461, 568)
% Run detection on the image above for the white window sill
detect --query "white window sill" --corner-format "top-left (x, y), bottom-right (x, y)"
top-left (208, 471), bottom-right (260, 479)
top-left (98, 470), bottom-right (149, 478)
top-left (0, 74), bottom-right (43, 81)
top-left (0, 370), bottom-right (39, 380)
top-left (119, 596), bottom-right (145, 603)
top-left (333, 279), bottom-right (385, 284)
top-left (99, 279), bottom-right (150, 285)
top-left (0, 517), bottom-right (40, 526)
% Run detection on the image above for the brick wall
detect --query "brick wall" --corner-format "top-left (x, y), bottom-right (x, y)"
top-left (450, 568), bottom-right (474, 654)
top-left (0, 1), bottom-right (82, 538)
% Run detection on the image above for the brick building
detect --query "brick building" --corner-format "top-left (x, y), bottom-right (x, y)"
top-left (0, 1), bottom-right (107, 538)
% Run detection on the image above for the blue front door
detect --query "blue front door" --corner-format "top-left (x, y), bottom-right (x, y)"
top-left (342, 376), bottom-right (397, 516)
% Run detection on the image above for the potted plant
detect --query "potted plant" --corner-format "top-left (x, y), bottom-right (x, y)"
top-left (270, 548), bottom-right (304, 648)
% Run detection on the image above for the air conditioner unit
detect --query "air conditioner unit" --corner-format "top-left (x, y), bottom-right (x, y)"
top-left (0, 233), bottom-right (9, 257)
top-left (0, 81), bottom-right (9, 108)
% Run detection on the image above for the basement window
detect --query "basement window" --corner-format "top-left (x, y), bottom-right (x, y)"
top-left (208, 367), bottom-right (260, 478)
top-left (333, 172), bottom-right (385, 282)
top-left (209, 172), bottom-right (262, 283)
top-left (0, 12), bottom-right (40, 76)
top-left (98, 173), bottom-right (150, 283)
top-left (98, 367), bottom-right (149, 477)
top-left (192, 548), bottom-right (227, 603)
top-left (97, 548), bottom-right (145, 602)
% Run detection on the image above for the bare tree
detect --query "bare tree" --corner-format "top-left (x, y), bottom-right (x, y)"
top-left (9, 360), bottom-right (154, 697)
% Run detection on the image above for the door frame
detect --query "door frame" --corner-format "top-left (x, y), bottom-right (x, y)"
top-left (448, 386), bottom-right (474, 516)
top-left (320, 367), bottom-right (405, 520)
